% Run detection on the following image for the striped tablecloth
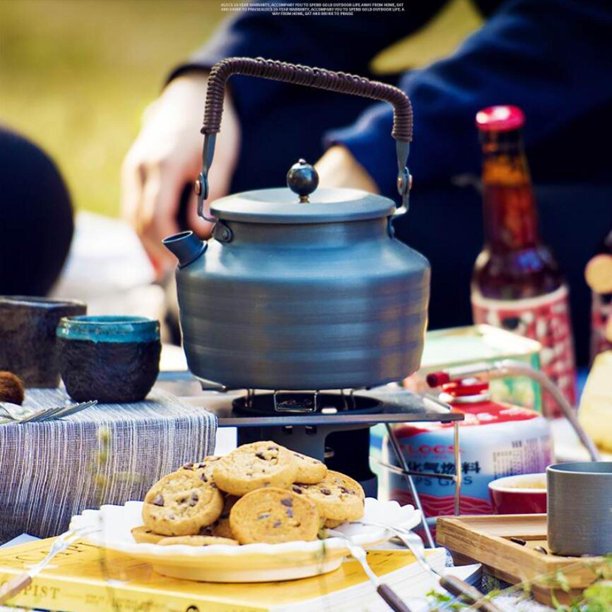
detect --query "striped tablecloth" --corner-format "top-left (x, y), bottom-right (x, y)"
top-left (0, 387), bottom-right (217, 543)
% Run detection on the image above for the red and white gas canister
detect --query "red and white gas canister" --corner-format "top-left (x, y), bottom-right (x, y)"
top-left (381, 377), bottom-right (553, 516)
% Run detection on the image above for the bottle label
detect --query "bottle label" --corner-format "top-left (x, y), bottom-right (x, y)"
top-left (471, 285), bottom-right (576, 415)
top-left (381, 407), bottom-right (552, 516)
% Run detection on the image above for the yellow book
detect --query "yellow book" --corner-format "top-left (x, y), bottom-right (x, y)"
top-left (0, 539), bottom-right (447, 611)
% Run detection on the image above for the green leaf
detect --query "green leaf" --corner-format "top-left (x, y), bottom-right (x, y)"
top-left (582, 580), bottom-right (612, 611)
top-left (554, 569), bottom-right (572, 593)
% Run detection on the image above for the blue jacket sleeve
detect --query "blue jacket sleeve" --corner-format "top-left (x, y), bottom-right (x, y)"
top-left (168, 0), bottom-right (448, 120)
top-left (327, 0), bottom-right (612, 194)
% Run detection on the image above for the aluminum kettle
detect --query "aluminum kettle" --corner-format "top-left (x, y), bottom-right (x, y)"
top-left (163, 58), bottom-right (430, 391)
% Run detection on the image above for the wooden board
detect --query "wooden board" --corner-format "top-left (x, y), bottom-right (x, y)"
top-left (436, 514), bottom-right (609, 606)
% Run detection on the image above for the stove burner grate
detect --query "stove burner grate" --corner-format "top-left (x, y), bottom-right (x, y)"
top-left (233, 389), bottom-right (382, 417)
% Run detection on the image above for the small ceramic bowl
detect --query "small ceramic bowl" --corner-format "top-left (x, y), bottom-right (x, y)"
top-left (488, 473), bottom-right (547, 514)
top-left (56, 316), bottom-right (161, 403)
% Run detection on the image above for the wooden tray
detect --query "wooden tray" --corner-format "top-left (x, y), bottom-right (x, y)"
top-left (436, 514), bottom-right (609, 606)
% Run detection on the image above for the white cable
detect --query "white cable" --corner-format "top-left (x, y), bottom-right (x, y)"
top-left (444, 359), bottom-right (601, 462)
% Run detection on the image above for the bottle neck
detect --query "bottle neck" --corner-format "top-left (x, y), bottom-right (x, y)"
top-left (480, 130), bottom-right (540, 253)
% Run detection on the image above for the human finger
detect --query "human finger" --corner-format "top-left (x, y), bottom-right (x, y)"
top-left (120, 150), bottom-right (145, 227)
top-left (138, 162), bottom-right (184, 273)
top-left (186, 189), bottom-right (216, 239)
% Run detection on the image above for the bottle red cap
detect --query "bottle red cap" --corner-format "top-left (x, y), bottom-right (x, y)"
top-left (476, 105), bottom-right (525, 132)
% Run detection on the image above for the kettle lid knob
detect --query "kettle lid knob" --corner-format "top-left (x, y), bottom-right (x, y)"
top-left (286, 159), bottom-right (319, 203)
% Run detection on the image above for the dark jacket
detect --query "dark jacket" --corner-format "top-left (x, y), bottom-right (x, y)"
top-left (170, 0), bottom-right (612, 195)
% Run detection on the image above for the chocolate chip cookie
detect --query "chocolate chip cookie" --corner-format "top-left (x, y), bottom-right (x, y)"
top-left (291, 470), bottom-right (364, 524)
top-left (229, 487), bottom-right (319, 544)
top-left (158, 535), bottom-right (238, 547)
top-left (131, 525), bottom-right (164, 544)
top-left (213, 441), bottom-right (298, 496)
top-left (180, 456), bottom-right (221, 487)
top-left (142, 470), bottom-right (224, 536)
top-left (211, 494), bottom-right (239, 539)
top-left (292, 451), bottom-right (328, 484)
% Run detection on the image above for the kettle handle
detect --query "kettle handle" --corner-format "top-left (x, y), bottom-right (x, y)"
top-left (195, 57), bottom-right (413, 222)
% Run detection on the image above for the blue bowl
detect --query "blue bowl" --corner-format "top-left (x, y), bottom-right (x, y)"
top-left (56, 316), bottom-right (161, 403)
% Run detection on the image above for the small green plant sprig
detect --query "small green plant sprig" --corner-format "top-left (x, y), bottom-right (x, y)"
top-left (423, 554), bottom-right (611, 611)
top-left (546, 554), bottom-right (612, 612)
top-left (90, 426), bottom-right (151, 611)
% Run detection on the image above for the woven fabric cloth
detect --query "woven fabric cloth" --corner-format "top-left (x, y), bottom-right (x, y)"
top-left (0, 387), bottom-right (217, 543)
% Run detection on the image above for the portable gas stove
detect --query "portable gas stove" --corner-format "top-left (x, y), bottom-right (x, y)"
top-left (160, 374), bottom-right (463, 545)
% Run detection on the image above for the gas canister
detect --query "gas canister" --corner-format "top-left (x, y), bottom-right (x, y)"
top-left (381, 378), bottom-right (552, 515)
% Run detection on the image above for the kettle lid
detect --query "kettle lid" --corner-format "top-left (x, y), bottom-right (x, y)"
top-left (210, 187), bottom-right (395, 224)
top-left (211, 159), bottom-right (395, 224)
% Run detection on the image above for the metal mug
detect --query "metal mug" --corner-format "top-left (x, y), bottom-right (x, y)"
top-left (547, 461), bottom-right (612, 556)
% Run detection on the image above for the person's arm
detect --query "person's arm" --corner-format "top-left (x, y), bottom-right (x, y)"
top-left (121, 73), bottom-right (239, 272)
top-left (322, 0), bottom-right (612, 195)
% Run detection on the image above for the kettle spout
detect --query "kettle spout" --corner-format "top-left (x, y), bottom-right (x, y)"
top-left (162, 231), bottom-right (206, 267)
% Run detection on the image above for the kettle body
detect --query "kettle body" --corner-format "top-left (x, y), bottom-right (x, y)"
top-left (166, 188), bottom-right (430, 390)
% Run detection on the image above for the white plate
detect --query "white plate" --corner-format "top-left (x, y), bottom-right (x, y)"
top-left (69, 498), bottom-right (420, 582)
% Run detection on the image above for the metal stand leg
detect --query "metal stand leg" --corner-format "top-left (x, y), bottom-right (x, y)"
top-left (453, 421), bottom-right (462, 516)
top-left (385, 423), bottom-right (435, 549)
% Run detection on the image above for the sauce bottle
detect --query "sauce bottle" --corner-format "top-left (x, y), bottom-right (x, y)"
top-left (471, 105), bottom-right (577, 414)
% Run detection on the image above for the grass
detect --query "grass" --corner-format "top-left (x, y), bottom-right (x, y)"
top-left (0, 0), bottom-right (223, 217)
top-left (0, 0), bottom-right (478, 218)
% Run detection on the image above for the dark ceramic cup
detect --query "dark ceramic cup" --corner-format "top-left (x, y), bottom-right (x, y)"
top-left (0, 296), bottom-right (86, 387)
top-left (56, 315), bottom-right (161, 403)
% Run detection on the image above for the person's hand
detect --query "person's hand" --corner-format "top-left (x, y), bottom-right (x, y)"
top-left (121, 73), bottom-right (241, 277)
top-left (314, 145), bottom-right (379, 193)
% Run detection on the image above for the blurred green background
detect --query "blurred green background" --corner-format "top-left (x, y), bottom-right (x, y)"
top-left (0, 0), bottom-right (224, 217)
top-left (0, 0), bottom-right (478, 219)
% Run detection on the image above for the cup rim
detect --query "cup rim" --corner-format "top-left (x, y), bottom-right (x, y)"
top-left (488, 473), bottom-right (547, 493)
top-left (56, 315), bottom-right (160, 343)
top-left (0, 295), bottom-right (86, 309)
top-left (60, 315), bottom-right (155, 326)
top-left (547, 461), bottom-right (612, 476)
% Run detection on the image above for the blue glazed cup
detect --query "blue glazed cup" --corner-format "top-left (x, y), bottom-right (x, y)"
top-left (56, 316), bottom-right (161, 403)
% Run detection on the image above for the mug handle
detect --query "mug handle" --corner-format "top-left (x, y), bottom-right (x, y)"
top-left (195, 57), bottom-right (413, 222)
